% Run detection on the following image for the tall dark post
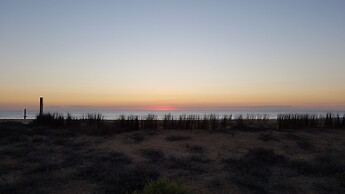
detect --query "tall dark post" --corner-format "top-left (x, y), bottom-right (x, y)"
top-left (23, 109), bottom-right (27, 120)
top-left (40, 97), bottom-right (43, 115)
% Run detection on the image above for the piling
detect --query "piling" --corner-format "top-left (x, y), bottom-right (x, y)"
top-left (23, 109), bottom-right (27, 120)
top-left (40, 97), bottom-right (43, 115)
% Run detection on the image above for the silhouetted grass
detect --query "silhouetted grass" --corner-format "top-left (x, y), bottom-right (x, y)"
top-left (84, 113), bottom-right (104, 127)
top-left (142, 114), bottom-right (158, 129)
top-left (164, 114), bottom-right (233, 130)
top-left (34, 113), bottom-right (65, 128)
top-left (118, 115), bottom-right (140, 130)
top-left (278, 114), bottom-right (319, 129)
top-left (278, 113), bottom-right (345, 129)
top-left (163, 114), bottom-right (176, 129)
top-left (65, 113), bottom-right (80, 128)
top-left (234, 114), bottom-right (246, 129)
top-left (33, 112), bottom-right (105, 132)
top-left (31, 112), bottom-right (344, 133)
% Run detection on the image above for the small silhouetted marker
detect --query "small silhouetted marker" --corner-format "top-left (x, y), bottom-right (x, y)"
top-left (24, 109), bottom-right (27, 119)
top-left (40, 97), bottom-right (43, 115)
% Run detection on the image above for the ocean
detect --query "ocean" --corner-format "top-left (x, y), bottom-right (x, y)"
top-left (1, 110), bottom-right (344, 120)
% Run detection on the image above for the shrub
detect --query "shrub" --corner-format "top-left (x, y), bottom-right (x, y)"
top-left (140, 148), bottom-right (165, 163)
top-left (223, 148), bottom-right (287, 193)
top-left (337, 172), bottom-right (345, 188)
top-left (185, 144), bottom-right (204, 153)
top-left (34, 113), bottom-right (65, 128)
top-left (288, 153), bottom-right (345, 176)
top-left (165, 135), bottom-right (191, 142)
top-left (166, 156), bottom-right (206, 174)
top-left (296, 140), bottom-right (314, 150)
top-left (100, 164), bottom-right (160, 193)
top-left (127, 132), bottom-right (148, 143)
top-left (133, 178), bottom-right (194, 194)
top-left (258, 133), bottom-right (279, 142)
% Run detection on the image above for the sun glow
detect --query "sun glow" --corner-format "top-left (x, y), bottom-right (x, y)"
top-left (149, 105), bottom-right (177, 111)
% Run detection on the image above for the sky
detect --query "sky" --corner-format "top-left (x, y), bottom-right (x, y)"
top-left (1, 0), bottom-right (345, 111)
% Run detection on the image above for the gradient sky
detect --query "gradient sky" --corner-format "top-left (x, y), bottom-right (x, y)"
top-left (1, 0), bottom-right (345, 111)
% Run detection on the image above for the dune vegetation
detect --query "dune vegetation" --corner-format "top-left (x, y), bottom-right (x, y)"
top-left (1, 113), bottom-right (345, 193)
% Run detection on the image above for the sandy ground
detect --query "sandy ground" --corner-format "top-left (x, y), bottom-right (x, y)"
top-left (71, 128), bottom-right (345, 194)
top-left (1, 123), bottom-right (345, 194)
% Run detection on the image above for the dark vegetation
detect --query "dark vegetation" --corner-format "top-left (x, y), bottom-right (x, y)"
top-left (133, 178), bottom-right (194, 194)
top-left (140, 148), bottom-right (165, 163)
top-left (2, 112), bottom-right (345, 194)
top-left (126, 131), bottom-right (157, 143)
top-left (185, 144), bottom-right (204, 153)
top-left (34, 112), bottom-right (345, 132)
top-left (296, 140), bottom-right (314, 150)
top-left (165, 155), bottom-right (208, 175)
top-left (223, 148), bottom-right (287, 193)
top-left (0, 122), bottom-right (160, 194)
top-left (223, 148), bottom-right (345, 193)
top-left (258, 133), bottom-right (279, 142)
top-left (32, 113), bottom-right (270, 132)
top-left (277, 113), bottom-right (345, 129)
top-left (165, 135), bottom-right (191, 142)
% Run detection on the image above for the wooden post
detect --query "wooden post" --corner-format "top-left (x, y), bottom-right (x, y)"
top-left (40, 97), bottom-right (43, 115)
top-left (23, 109), bottom-right (27, 120)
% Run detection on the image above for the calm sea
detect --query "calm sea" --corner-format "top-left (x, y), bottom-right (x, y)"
top-left (1, 110), bottom-right (344, 120)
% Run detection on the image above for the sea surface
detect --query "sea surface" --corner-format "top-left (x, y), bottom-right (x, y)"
top-left (1, 110), bottom-right (344, 120)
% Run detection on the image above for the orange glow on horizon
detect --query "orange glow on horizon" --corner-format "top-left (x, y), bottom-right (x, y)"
top-left (148, 105), bottom-right (177, 111)
top-left (1, 86), bottom-right (345, 111)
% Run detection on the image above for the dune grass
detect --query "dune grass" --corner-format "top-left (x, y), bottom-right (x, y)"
top-left (32, 112), bottom-right (345, 132)
top-left (277, 113), bottom-right (345, 129)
